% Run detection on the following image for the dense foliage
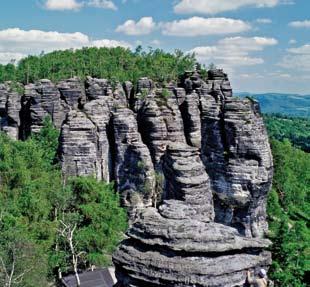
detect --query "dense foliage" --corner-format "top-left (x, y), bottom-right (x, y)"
top-left (264, 114), bottom-right (310, 152)
top-left (0, 47), bottom-right (196, 85)
top-left (267, 139), bottom-right (310, 286)
top-left (0, 120), bottom-right (127, 287)
top-left (265, 113), bottom-right (309, 286)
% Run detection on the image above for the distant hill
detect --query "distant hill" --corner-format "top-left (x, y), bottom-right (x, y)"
top-left (235, 92), bottom-right (310, 117)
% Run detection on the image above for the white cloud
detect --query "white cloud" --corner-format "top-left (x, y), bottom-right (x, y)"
top-left (161, 17), bottom-right (251, 36)
top-left (240, 73), bottom-right (264, 79)
top-left (91, 39), bottom-right (131, 48)
top-left (288, 44), bottom-right (310, 54)
top-left (44, 0), bottom-right (117, 11)
top-left (0, 28), bottom-right (89, 53)
top-left (44, 0), bottom-right (83, 10)
top-left (0, 28), bottom-right (131, 64)
top-left (174, 0), bottom-right (279, 15)
top-left (116, 17), bottom-right (156, 35)
top-left (256, 18), bottom-right (272, 24)
top-left (289, 20), bottom-right (310, 28)
top-left (189, 36), bottom-right (278, 68)
top-left (87, 0), bottom-right (117, 10)
top-left (281, 0), bottom-right (295, 5)
top-left (278, 44), bottom-right (310, 71)
top-left (0, 52), bottom-right (25, 65)
top-left (289, 39), bottom-right (297, 44)
top-left (150, 39), bottom-right (161, 46)
top-left (279, 54), bottom-right (310, 71)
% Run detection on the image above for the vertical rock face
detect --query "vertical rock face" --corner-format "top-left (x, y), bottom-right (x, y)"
top-left (59, 77), bottom-right (112, 182)
top-left (58, 77), bottom-right (86, 108)
top-left (60, 110), bottom-right (103, 179)
top-left (23, 79), bottom-right (68, 135)
top-left (179, 91), bottom-right (201, 148)
top-left (113, 144), bottom-right (272, 287)
top-left (199, 70), bottom-right (273, 238)
top-left (0, 69), bottom-right (274, 285)
top-left (161, 143), bottom-right (214, 222)
top-left (59, 78), bottom-right (157, 218)
top-left (111, 107), bottom-right (155, 218)
top-left (0, 83), bottom-right (22, 139)
top-left (137, 89), bottom-right (186, 170)
top-left (85, 77), bottom-right (110, 100)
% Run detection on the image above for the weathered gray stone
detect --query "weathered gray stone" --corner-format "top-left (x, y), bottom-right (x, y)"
top-left (86, 77), bottom-right (110, 100)
top-left (58, 77), bottom-right (86, 108)
top-left (161, 143), bottom-right (214, 222)
top-left (137, 77), bottom-right (154, 93)
top-left (137, 89), bottom-right (186, 169)
top-left (60, 110), bottom-right (104, 179)
top-left (0, 83), bottom-right (22, 139)
top-left (113, 143), bottom-right (272, 287)
top-left (111, 107), bottom-right (156, 219)
top-left (179, 91), bottom-right (201, 148)
top-left (200, 72), bottom-right (272, 238)
top-left (23, 79), bottom-right (68, 134)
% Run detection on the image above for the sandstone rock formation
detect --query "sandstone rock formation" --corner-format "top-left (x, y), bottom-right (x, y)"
top-left (199, 72), bottom-right (272, 238)
top-left (22, 79), bottom-right (69, 136)
top-left (111, 107), bottom-right (155, 218)
top-left (0, 69), bottom-right (273, 286)
top-left (0, 83), bottom-right (21, 139)
top-left (113, 143), bottom-right (272, 287)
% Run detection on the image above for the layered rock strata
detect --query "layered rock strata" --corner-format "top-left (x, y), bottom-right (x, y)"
top-left (111, 107), bottom-right (155, 218)
top-left (22, 79), bottom-right (68, 135)
top-left (0, 71), bottom-right (273, 235)
top-left (0, 70), bottom-right (273, 285)
top-left (0, 83), bottom-right (21, 139)
top-left (199, 71), bottom-right (272, 238)
top-left (137, 89), bottom-right (186, 169)
top-left (113, 143), bottom-right (272, 287)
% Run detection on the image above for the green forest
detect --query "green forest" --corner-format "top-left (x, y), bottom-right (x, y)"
top-left (0, 48), bottom-right (309, 286)
top-left (0, 119), bottom-right (127, 287)
top-left (264, 114), bottom-right (310, 152)
top-left (264, 114), bottom-right (310, 286)
top-left (0, 46), bottom-right (197, 85)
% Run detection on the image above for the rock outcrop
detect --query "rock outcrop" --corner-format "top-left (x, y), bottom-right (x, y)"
top-left (137, 88), bottom-right (186, 169)
top-left (22, 79), bottom-right (68, 135)
top-left (0, 83), bottom-right (21, 139)
top-left (199, 71), bottom-right (272, 238)
top-left (0, 69), bottom-right (273, 286)
top-left (113, 143), bottom-right (272, 287)
top-left (111, 107), bottom-right (155, 218)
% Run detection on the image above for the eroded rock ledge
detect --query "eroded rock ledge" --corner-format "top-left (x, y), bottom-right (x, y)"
top-left (0, 69), bottom-right (273, 286)
top-left (113, 143), bottom-right (272, 287)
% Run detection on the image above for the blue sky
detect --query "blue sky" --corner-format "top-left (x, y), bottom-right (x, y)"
top-left (0, 0), bottom-right (309, 93)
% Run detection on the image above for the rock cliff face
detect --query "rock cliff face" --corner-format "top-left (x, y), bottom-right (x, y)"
top-left (113, 144), bottom-right (271, 287)
top-left (0, 83), bottom-right (21, 139)
top-left (0, 69), bottom-right (273, 286)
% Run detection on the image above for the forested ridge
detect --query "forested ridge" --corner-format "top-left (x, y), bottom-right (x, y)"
top-left (265, 115), bottom-right (310, 286)
top-left (0, 48), bottom-right (309, 286)
top-left (0, 46), bottom-right (197, 85)
top-left (264, 114), bottom-right (310, 152)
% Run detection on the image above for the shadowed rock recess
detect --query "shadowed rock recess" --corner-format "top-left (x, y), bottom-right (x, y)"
top-left (0, 69), bottom-right (273, 286)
